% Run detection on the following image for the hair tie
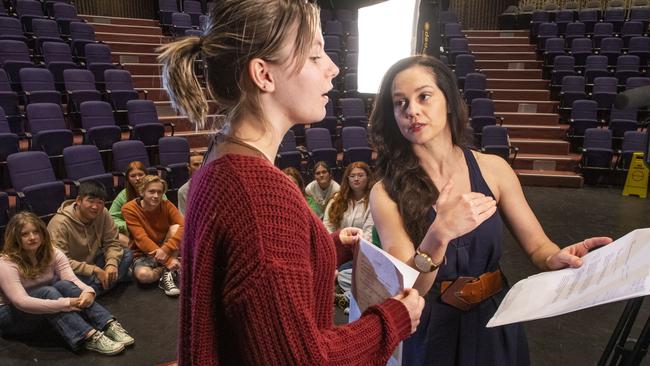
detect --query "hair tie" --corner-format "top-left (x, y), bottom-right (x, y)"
top-left (192, 37), bottom-right (204, 54)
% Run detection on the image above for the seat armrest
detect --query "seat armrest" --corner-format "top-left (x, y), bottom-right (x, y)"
top-left (163, 122), bottom-right (175, 135)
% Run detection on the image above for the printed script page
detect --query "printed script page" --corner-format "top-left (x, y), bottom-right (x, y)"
top-left (488, 228), bottom-right (650, 328)
top-left (349, 238), bottom-right (419, 366)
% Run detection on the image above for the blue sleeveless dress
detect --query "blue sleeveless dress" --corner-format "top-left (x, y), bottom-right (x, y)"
top-left (402, 149), bottom-right (530, 366)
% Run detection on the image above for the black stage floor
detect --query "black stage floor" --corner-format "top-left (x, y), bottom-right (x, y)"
top-left (2, 186), bottom-right (650, 365)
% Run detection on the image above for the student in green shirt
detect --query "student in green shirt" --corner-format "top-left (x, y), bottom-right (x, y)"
top-left (109, 161), bottom-right (166, 247)
top-left (282, 167), bottom-right (321, 216)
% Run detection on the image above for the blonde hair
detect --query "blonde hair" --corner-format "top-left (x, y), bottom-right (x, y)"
top-left (138, 175), bottom-right (168, 196)
top-left (157, 0), bottom-right (320, 130)
top-left (2, 211), bottom-right (54, 279)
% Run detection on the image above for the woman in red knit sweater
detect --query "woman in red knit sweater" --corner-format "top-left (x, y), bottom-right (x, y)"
top-left (157, 0), bottom-right (424, 364)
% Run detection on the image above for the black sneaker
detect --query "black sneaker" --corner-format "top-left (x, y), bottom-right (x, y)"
top-left (158, 269), bottom-right (180, 297)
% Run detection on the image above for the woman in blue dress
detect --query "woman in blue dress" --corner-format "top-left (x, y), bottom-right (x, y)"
top-left (368, 55), bottom-right (612, 365)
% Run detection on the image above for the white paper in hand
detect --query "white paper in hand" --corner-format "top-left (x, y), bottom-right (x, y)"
top-left (349, 238), bottom-right (419, 366)
top-left (488, 228), bottom-right (650, 328)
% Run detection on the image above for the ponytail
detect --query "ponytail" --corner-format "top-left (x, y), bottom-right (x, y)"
top-left (158, 37), bottom-right (209, 129)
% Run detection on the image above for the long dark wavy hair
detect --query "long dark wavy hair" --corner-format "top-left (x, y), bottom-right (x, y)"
top-left (370, 55), bottom-right (469, 245)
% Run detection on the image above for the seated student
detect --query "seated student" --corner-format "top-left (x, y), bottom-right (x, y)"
top-left (109, 162), bottom-right (169, 248)
top-left (0, 212), bottom-right (134, 355)
top-left (109, 161), bottom-right (146, 247)
top-left (323, 162), bottom-right (375, 313)
top-left (323, 162), bottom-right (375, 240)
top-left (48, 181), bottom-right (132, 296)
top-left (177, 151), bottom-right (204, 215)
top-left (282, 167), bottom-right (320, 215)
top-left (305, 161), bottom-right (340, 219)
top-left (122, 175), bottom-right (183, 297)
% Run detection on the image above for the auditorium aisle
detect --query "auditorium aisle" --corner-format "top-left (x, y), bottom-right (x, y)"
top-left (1, 185), bottom-right (649, 365)
top-left (467, 29), bottom-right (584, 188)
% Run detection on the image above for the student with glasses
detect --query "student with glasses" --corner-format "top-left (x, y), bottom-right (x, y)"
top-left (323, 161), bottom-right (374, 240)
top-left (323, 161), bottom-right (375, 314)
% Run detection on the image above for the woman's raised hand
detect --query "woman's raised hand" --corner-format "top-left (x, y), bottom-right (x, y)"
top-left (430, 181), bottom-right (497, 242)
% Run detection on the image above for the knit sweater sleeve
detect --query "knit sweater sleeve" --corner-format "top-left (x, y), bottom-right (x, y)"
top-left (220, 164), bottom-right (411, 365)
top-left (109, 190), bottom-right (128, 234)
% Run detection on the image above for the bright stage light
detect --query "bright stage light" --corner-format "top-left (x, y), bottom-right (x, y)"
top-left (357, 0), bottom-right (420, 94)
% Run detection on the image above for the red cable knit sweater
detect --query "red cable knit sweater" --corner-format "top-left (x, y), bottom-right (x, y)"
top-left (178, 150), bottom-right (412, 365)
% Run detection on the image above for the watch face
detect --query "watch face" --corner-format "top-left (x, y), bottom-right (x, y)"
top-left (414, 253), bottom-right (430, 272)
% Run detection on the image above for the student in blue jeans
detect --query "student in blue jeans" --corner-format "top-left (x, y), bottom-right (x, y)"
top-left (48, 180), bottom-right (133, 297)
top-left (0, 212), bottom-right (134, 355)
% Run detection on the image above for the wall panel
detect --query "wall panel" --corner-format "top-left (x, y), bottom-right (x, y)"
top-left (75, 0), bottom-right (156, 19)
top-left (450, 0), bottom-right (514, 29)
top-left (518, 0), bottom-right (634, 8)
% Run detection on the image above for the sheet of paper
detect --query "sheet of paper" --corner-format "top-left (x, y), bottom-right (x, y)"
top-left (488, 228), bottom-right (650, 328)
top-left (349, 238), bottom-right (419, 366)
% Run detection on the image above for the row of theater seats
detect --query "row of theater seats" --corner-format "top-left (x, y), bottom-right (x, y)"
top-left (0, 0), bottom-right (83, 35)
top-left (535, 20), bottom-right (648, 53)
top-left (520, 5), bottom-right (650, 182)
top-left (0, 16), bottom-right (98, 61)
top-left (276, 126), bottom-right (372, 174)
top-left (557, 76), bottom-right (650, 121)
top-left (0, 137), bottom-right (190, 222)
top-left (499, 0), bottom-right (650, 30)
top-left (580, 128), bottom-right (647, 182)
top-left (303, 97), bottom-right (370, 140)
top-left (0, 65), bottom-right (146, 128)
top-left (0, 98), bottom-right (175, 186)
top-left (529, 8), bottom-right (650, 40)
top-left (158, 0), bottom-right (205, 30)
top-left (0, 0), bottom-right (157, 133)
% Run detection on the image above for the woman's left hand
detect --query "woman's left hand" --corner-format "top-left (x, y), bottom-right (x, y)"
top-left (77, 291), bottom-right (96, 308)
top-left (339, 227), bottom-right (363, 246)
top-left (546, 236), bottom-right (613, 270)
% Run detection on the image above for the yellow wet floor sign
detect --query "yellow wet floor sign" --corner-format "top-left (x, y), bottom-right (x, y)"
top-left (622, 152), bottom-right (649, 198)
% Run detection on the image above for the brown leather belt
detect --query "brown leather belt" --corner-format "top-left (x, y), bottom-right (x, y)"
top-left (439, 269), bottom-right (503, 311)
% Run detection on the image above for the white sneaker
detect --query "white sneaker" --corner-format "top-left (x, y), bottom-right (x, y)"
top-left (159, 269), bottom-right (180, 297)
top-left (104, 321), bottom-right (135, 346)
top-left (84, 331), bottom-right (125, 355)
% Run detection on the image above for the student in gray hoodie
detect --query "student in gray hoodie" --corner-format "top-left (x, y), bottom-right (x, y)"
top-left (47, 181), bottom-right (132, 296)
